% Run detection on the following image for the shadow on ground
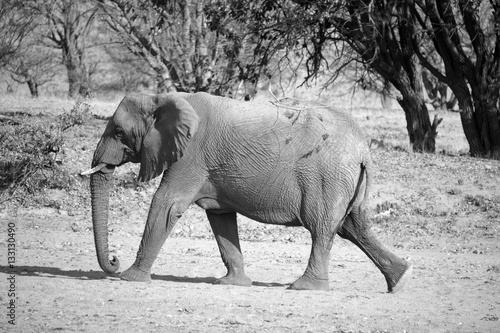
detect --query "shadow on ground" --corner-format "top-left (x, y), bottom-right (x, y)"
top-left (0, 266), bottom-right (287, 287)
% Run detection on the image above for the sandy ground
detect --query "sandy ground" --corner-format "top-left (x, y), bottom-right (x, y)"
top-left (1, 209), bottom-right (499, 333)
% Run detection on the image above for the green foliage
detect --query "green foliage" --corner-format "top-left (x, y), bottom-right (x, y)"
top-left (0, 97), bottom-right (91, 204)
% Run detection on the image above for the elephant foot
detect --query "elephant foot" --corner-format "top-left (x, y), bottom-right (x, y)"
top-left (214, 273), bottom-right (252, 287)
top-left (289, 275), bottom-right (329, 290)
top-left (120, 265), bottom-right (151, 282)
top-left (386, 261), bottom-right (413, 294)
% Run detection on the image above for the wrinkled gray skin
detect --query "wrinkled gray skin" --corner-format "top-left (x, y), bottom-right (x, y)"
top-left (89, 92), bottom-right (412, 291)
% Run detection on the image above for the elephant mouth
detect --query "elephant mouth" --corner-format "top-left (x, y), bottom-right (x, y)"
top-left (81, 163), bottom-right (116, 175)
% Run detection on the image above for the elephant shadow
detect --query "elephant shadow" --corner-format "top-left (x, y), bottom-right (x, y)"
top-left (0, 265), bottom-right (117, 281)
top-left (152, 273), bottom-right (286, 287)
top-left (0, 266), bottom-right (287, 287)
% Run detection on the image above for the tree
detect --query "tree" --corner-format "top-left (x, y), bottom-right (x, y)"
top-left (31, 0), bottom-right (98, 97)
top-left (413, 0), bottom-right (500, 158)
top-left (287, 0), bottom-right (500, 158)
top-left (101, 42), bottom-right (155, 92)
top-left (421, 59), bottom-right (458, 111)
top-left (422, 69), bottom-right (457, 111)
top-left (0, 1), bottom-right (55, 97)
top-left (0, 1), bottom-right (35, 67)
top-left (6, 45), bottom-right (58, 97)
top-left (205, 0), bottom-right (307, 98)
top-left (97, 0), bottom-right (267, 97)
top-left (1, 1), bottom-right (98, 97)
top-left (220, 0), bottom-right (442, 152)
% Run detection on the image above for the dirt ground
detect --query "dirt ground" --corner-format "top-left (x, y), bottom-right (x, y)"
top-left (1, 99), bottom-right (500, 332)
top-left (1, 202), bottom-right (499, 332)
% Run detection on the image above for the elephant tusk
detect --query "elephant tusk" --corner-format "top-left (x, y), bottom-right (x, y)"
top-left (80, 163), bottom-right (107, 176)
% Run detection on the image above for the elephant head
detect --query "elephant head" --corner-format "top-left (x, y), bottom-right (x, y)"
top-left (82, 93), bottom-right (199, 274)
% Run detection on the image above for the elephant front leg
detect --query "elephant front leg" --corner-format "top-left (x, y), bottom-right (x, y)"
top-left (207, 211), bottom-right (252, 287)
top-left (120, 197), bottom-right (185, 282)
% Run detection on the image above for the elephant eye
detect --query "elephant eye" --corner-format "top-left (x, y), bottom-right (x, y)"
top-left (115, 127), bottom-right (134, 149)
top-left (115, 128), bottom-right (124, 139)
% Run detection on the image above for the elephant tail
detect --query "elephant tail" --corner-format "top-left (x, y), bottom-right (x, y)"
top-left (345, 158), bottom-right (371, 220)
top-left (359, 157), bottom-right (372, 213)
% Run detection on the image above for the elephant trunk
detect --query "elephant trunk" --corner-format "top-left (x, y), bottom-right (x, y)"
top-left (90, 169), bottom-right (120, 274)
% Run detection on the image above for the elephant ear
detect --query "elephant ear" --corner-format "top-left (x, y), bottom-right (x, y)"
top-left (138, 95), bottom-right (199, 182)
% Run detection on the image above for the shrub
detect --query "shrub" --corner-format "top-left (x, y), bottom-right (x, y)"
top-left (0, 97), bottom-right (91, 204)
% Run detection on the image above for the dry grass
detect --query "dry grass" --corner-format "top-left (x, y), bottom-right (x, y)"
top-left (352, 107), bottom-right (469, 154)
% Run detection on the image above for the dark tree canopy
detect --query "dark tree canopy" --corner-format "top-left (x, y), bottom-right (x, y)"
top-left (220, 0), bottom-right (500, 158)
top-left (412, 0), bottom-right (500, 158)
top-left (218, 0), bottom-right (440, 152)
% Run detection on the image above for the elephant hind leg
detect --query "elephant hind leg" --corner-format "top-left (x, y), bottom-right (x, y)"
top-left (289, 207), bottom-right (347, 291)
top-left (338, 206), bottom-right (412, 293)
top-left (207, 211), bottom-right (252, 287)
top-left (288, 231), bottom-right (334, 290)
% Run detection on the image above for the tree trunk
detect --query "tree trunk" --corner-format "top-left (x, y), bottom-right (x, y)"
top-left (445, 78), bottom-right (500, 159)
top-left (26, 77), bottom-right (38, 98)
top-left (63, 30), bottom-right (90, 98)
top-left (466, 96), bottom-right (500, 159)
top-left (451, 82), bottom-right (500, 159)
top-left (380, 2), bottom-right (441, 153)
top-left (391, 59), bottom-right (441, 153)
top-left (480, 109), bottom-right (500, 159)
top-left (66, 60), bottom-right (89, 98)
top-left (458, 100), bottom-right (487, 157)
top-left (397, 92), bottom-right (440, 153)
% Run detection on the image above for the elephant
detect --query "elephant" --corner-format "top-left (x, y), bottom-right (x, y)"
top-left (82, 92), bottom-right (413, 291)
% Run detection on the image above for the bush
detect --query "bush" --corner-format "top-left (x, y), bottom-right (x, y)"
top-left (0, 97), bottom-right (91, 204)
